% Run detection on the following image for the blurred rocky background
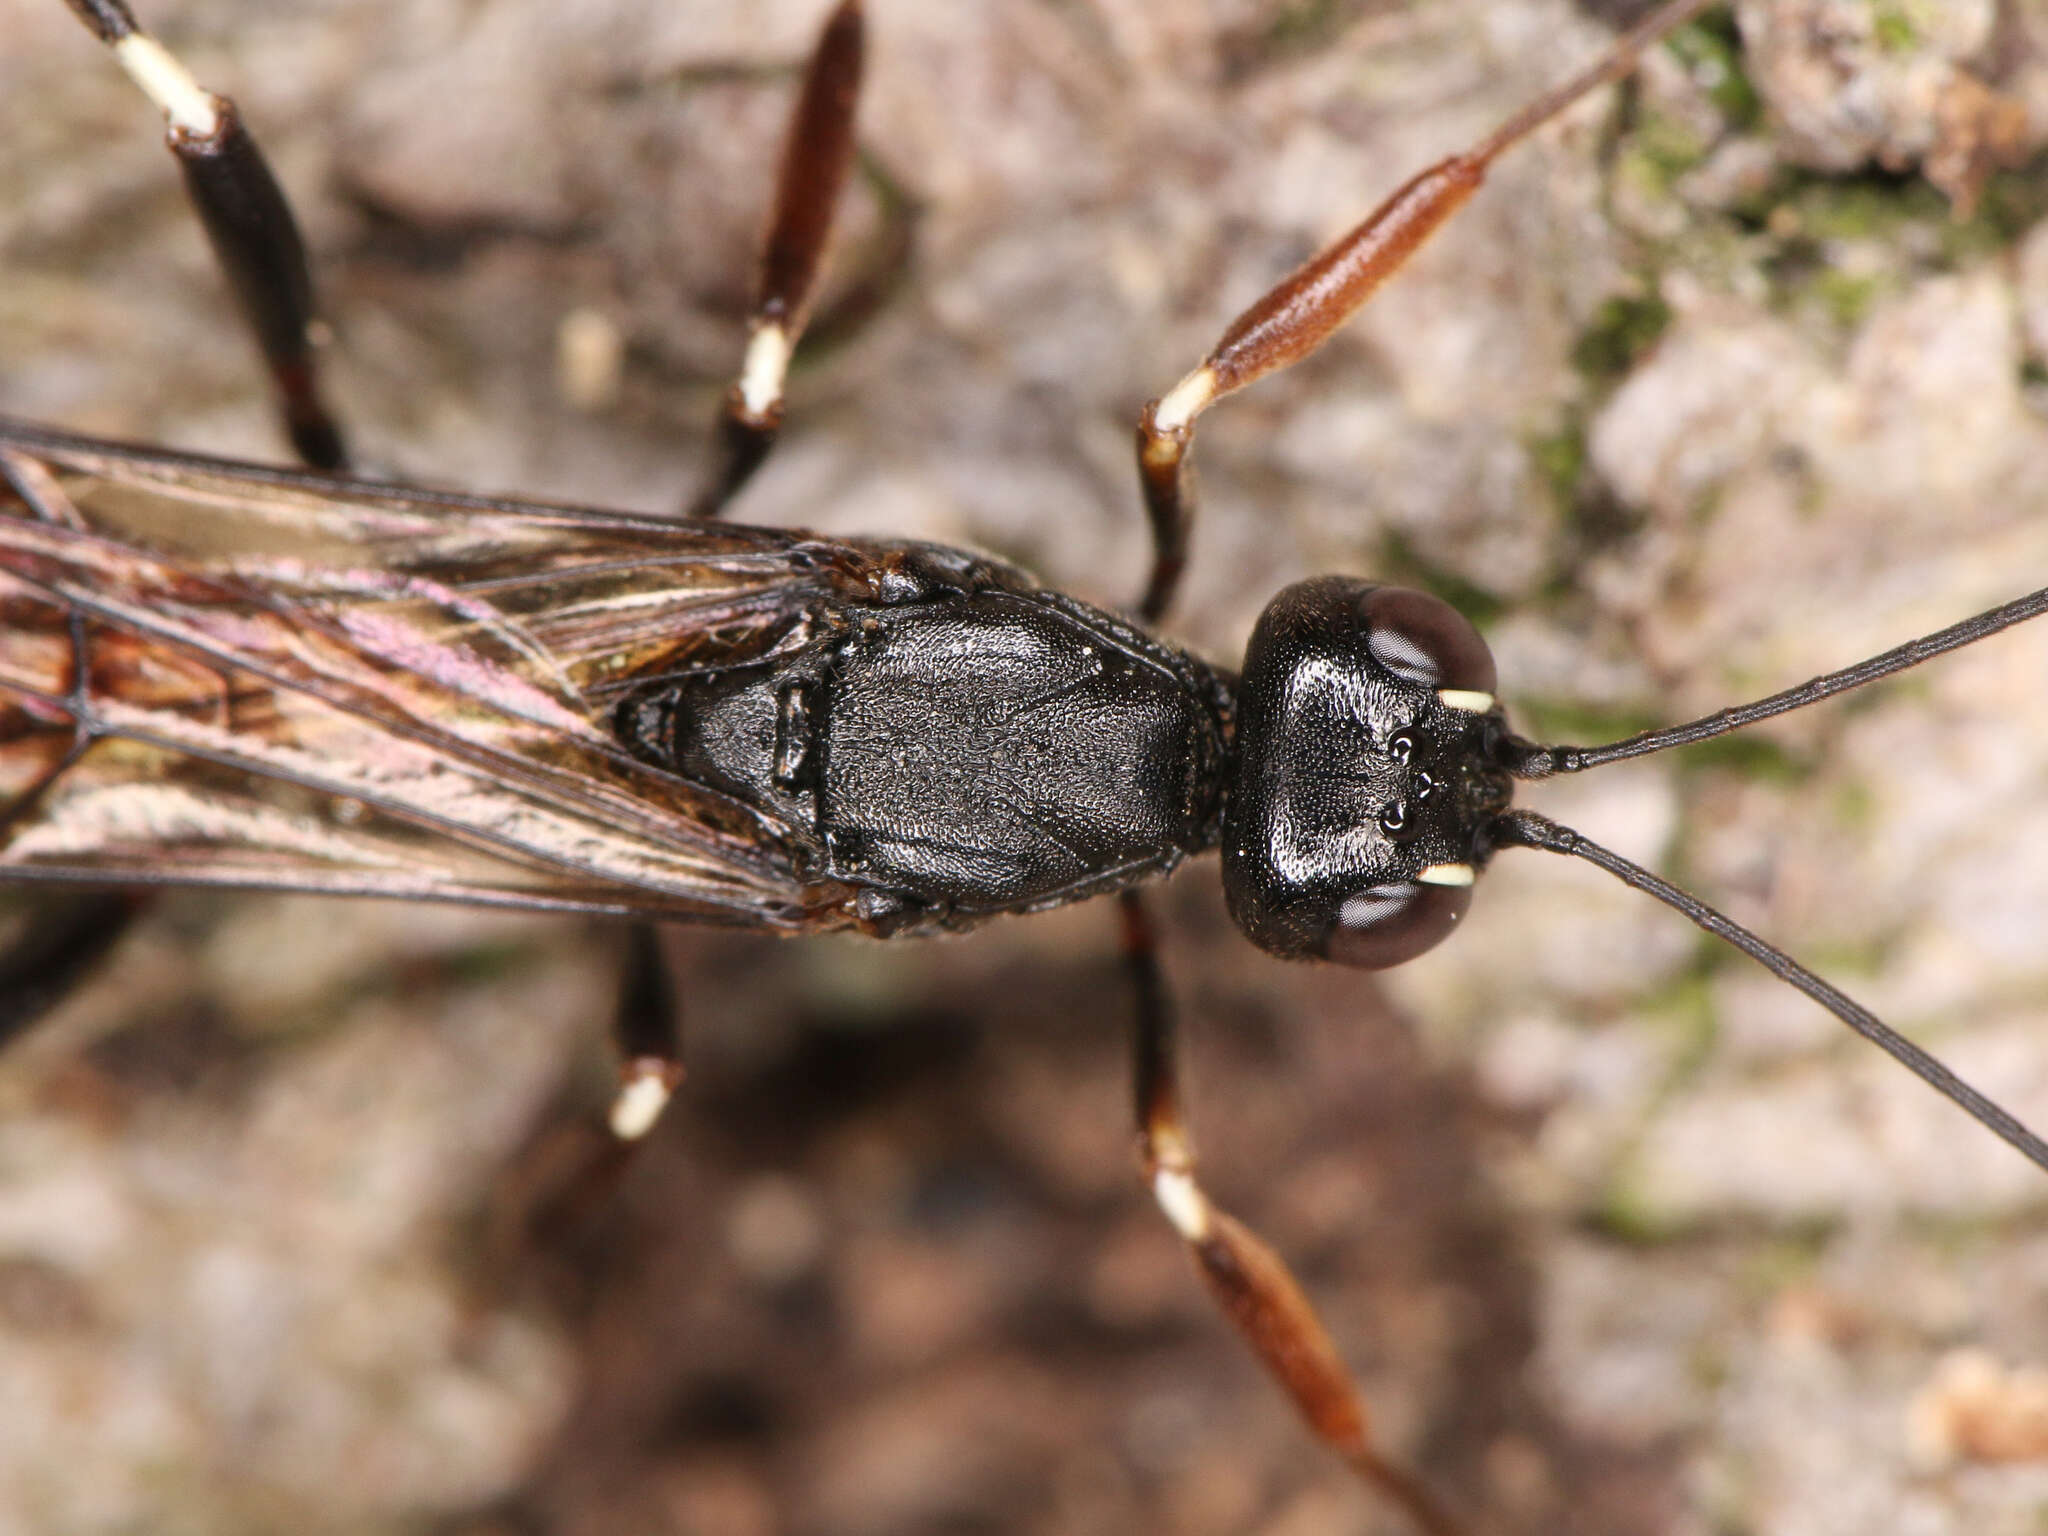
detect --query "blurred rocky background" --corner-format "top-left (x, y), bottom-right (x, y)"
top-left (4, 0), bottom-right (2048, 1531)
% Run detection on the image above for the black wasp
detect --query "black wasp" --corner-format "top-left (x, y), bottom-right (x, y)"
top-left (5, 2), bottom-right (2046, 1531)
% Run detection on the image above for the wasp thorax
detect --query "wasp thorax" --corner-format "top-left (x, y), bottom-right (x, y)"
top-left (1221, 578), bottom-right (1512, 969)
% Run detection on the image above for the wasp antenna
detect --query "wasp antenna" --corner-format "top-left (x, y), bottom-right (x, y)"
top-left (1490, 809), bottom-right (2048, 1176)
top-left (1501, 583), bottom-right (2048, 780)
top-left (1471, 0), bottom-right (1720, 165)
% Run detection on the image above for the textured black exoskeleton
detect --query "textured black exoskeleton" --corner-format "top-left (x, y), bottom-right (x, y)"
top-left (616, 546), bottom-right (1237, 929)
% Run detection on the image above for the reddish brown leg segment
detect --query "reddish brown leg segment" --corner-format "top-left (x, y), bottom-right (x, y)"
top-left (1118, 894), bottom-right (1464, 1536)
top-left (688, 0), bottom-right (866, 520)
top-left (1132, 0), bottom-right (1718, 623)
top-left (64, 0), bottom-right (347, 470)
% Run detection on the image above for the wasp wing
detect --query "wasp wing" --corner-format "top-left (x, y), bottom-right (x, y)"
top-left (0, 421), bottom-right (879, 927)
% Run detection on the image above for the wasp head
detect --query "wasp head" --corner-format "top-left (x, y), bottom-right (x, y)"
top-left (1222, 578), bottom-right (1513, 968)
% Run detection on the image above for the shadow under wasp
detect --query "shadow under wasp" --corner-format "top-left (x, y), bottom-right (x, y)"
top-left (5, 0), bottom-right (2048, 1531)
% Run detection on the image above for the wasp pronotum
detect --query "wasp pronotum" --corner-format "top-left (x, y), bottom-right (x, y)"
top-left (4, 1), bottom-right (2048, 1532)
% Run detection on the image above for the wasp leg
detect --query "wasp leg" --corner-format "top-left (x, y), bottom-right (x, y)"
top-left (463, 898), bottom-right (685, 1269)
top-left (64, 0), bottom-right (347, 470)
top-left (1119, 893), bottom-right (1463, 1536)
top-left (687, 0), bottom-right (864, 520)
top-left (1129, 0), bottom-right (1715, 624)
top-left (607, 922), bottom-right (684, 1141)
top-left (484, 924), bottom-right (685, 1261)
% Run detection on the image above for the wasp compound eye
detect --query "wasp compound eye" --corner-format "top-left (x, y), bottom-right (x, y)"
top-left (1322, 879), bottom-right (1472, 969)
top-left (1357, 585), bottom-right (1497, 696)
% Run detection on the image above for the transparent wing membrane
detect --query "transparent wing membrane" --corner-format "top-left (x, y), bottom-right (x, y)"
top-left (0, 425), bottom-right (867, 925)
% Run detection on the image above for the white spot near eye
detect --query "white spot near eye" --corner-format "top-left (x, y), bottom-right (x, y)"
top-left (1438, 689), bottom-right (1496, 713)
top-left (1417, 863), bottom-right (1476, 887)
